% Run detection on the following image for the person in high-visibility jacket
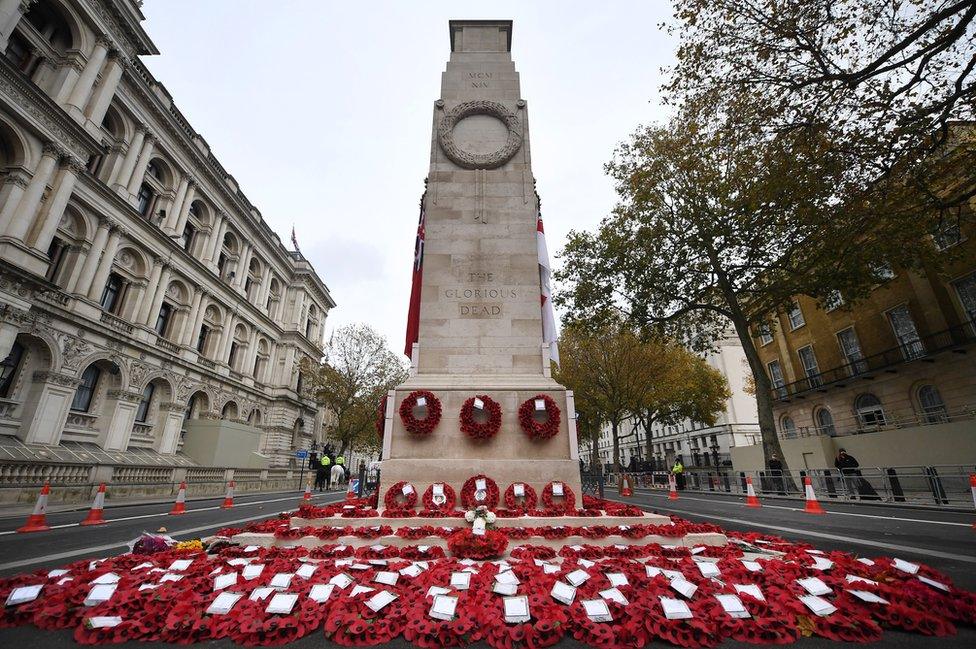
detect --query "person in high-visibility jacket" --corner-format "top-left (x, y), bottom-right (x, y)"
top-left (671, 458), bottom-right (685, 490)
top-left (331, 455), bottom-right (345, 490)
top-left (315, 454), bottom-right (331, 492)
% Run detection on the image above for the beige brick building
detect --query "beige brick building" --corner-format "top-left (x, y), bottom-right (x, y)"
top-left (0, 0), bottom-right (334, 469)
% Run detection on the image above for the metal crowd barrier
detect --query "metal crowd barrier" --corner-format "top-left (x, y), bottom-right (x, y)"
top-left (593, 464), bottom-right (976, 508)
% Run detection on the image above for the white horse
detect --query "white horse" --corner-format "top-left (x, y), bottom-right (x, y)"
top-left (330, 464), bottom-right (345, 490)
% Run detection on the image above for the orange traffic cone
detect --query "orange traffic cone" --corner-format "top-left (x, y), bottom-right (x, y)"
top-left (17, 481), bottom-right (51, 533)
top-left (969, 474), bottom-right (975, 530)
top-left (803, 476), bottom-right (825, 514)
top-left (169, 481), bottom-right (187, 515)
top-left (620, 474), bottom-right (633, 497)
top-left (668, 475), bottom-right (679, 501)
top-left (80, 483), bottom-right (107, 525)
top-left (221, 480), bottom-right (235, 509)
top-left (744, 477), bottom-right (761, 508)
top-left (303, 480), bottom-right (312, 501)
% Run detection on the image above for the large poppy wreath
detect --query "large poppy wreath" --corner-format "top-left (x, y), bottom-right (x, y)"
top-left (421, 482), bottom-right (457, 512)
top-left (383, 481), bottom-right (418, 510)
top-left (503, 482), bottom-right (539, 511)
top-left (517, 394), bottom-right (561, 441)
top-left (541, 480), bottom-right (576, 512)
top-left (398, 390), bottom-right (441, 436)
top-left (460, 474), bottom-right (500, 509)
top-left (459, 394), bottom-right (502, 441)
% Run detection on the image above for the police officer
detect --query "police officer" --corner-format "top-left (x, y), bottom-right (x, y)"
top-left (315, 453), bottom-right (331, 492)
top-left (671, 457), bottom-right (685, 490)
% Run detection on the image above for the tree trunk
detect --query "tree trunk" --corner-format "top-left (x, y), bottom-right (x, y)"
top-left (590, 436), bottom-right (599, 470)
top-left (643, 413), bottom-right (655, 468)
top-left (611, 420), bottom-right (621, 470)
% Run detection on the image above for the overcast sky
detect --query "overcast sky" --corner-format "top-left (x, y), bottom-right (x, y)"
top-left (141, 1), bottom-right (676, 354)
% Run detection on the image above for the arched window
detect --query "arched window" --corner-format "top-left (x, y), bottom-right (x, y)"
top-left (814, 408), bottom-right (836, 436)
top-left (135, 383), bottom-right (155, 423)
top-left (0, 342), bottom-right (25, 398)
top-left (917, 385), bottom-right (947, 423)
top-left (179, 222), bottom-right (196, 252)
top-left (854, 393), bottom-right (886, 429)
top-left (146, 160), bottom-right (163, 181)
top-left (99, 272), bottom-right (125, 313)
top-left (71, 365), bottom-right (101, 412)
top-left (136, 183), bottom-right (154, 216)
top-left (780, 416), bottom-right (797, 437)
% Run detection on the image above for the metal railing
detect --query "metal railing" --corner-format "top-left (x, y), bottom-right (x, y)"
top-left (778, 404), bottom-right (976, 439)
top-left (771, 319), bottom-right (976, 401)
top-left (597, 465), bottom-right (976, 508)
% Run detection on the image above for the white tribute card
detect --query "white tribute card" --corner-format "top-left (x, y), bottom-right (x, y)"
top-left (733, 584), bottom-right (765, 601)
top-left (402, 484), bottom-right (414, 496)
top-left (893, 558), bottom-right (919, 575)
top-left (845, 575), bottom-right (878, 587)
top-left (565, 569), bottom-right (590, 587)
top-left (582, 599), bottom-right (613, 622)
top-left (606, 572), bottom-right (628, 587)
top-left (269, 573), bottom-right (293, 589)
top-left (493, 582), bottom-right (518, 596)
top-left (918, 575), bottom-right (950, 592)
top-left (847, 590), bottom-right (889, 605)
top-left (550, 581), bottom-right (576, 605)
top-left (329, 573), bottom-right (354, 589)
top-left (349, 585), bottom-right (374, 597)
top-left (495, 570), bottom-right (520, 585)
top-left (374, 571), bottom-right (399, 586)
top-left (660, 597), bottom-right (693, 620)
top-left (168, 559), bottom-right (193, 572)
top-left (213, 572), bottom-right (238, 591)
top-left (84, 584), bottom-right (117, 606)
top-left (206, 592), bottom-right (243, 615)
top-left (249, 587), bottom-right (274, 601)
top-left (475, 479), bottom-right (487, 491)
top-left (47, 569), bottom-right (69, 579)
top-left (474, 398), bottom-right (484, 410)
top-left (740, 560), bottom-right (763, 572)
top-left (91, 573), bottom-right (120, 585)
top-left (159, 574), bottom-right (183, 583)
top-left (429, 595), bottom-right (458, 621)
top-left (242, 564), bottom-right (264, 581)
top-left (309, 584), bottom-right (335, 603)
top-left (670, 577), bottom-right (698, 599)
top-left (365, 591), bottom-right (397, 612)
top-left (534, 399), bottom-right (546, 411)
top-left (513, 483), bottom-right (525, 497)
top-left (426, 586), bottom-right (450, 598)
top-left (399, 564), bottom-right (423, 578)
top-left (797, 577), bottom-right (831, 596)
top-left (450, 572), bottom-right (471, 590)
top-left (696, 561), bottom-right (721, 578)
top-left (543, 563), bottom-right (560, 575)
top-left (6, 585), bottom-right (43, 606)
top-left (799, 595), bottom-right (837, 617)
top-left (87, 617), bottom-right (123, 628)
top-left (296, 563), bottom-right (317, 580)
top-left (503, 595), bottom-right (531, 623)
top-left (416, 396), bottom-right (427, 407)
top-left (552, 482), bottom-right (564, 496)
top-left (811, 557), bottom-right (834, 571)
top-left (266, 593), bottom-right (298, 615)
top-left (599, 588), bottom-right (628, 606)
top-left (715, 594), bottom-right (750, 619)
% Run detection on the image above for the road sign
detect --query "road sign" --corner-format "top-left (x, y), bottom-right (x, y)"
top-left (295, 450), bottom-right (308, 459)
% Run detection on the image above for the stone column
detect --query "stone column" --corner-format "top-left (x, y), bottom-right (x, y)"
top-left (0, 0), bottom-right (27, 52)
top-left (65, 37), bottom-right (109, 114)
top-left (0, 170), bottom-right (31, 236)
top-left (206, 214), bottom-right (227, 264)
top-left (18, 370), bottom-right (81, 446)
top-left (164, 175), bottom-right (189, 232)
top-left (3, 143), bottom-right (61, 241)
top-left (137, 257), bottom-right (163, 323)
top-left (155, 402), bottom-right (186, 454)
top-left (102, 389), bottom-right (141, 451)
top-left (121, 279), bottom-right (146, 322)
top-left (234, 243), bottom-right (252, 290)
top-left (219, 313), bottom-right (237, 363)
top-left (29, 156), bottom-right (84, 251)
top-left (71, 218), bottom-right (109, 295)
top-left (85, 49), bottom-right (124, 124)
top-left (244, 327), bottom-right (259, 375)
top-left (86, 225), bottom-right (122, 301)
top-left (125, 134), bottom-right (156, 197)
top-left (172, 181), bottom-right (196, 234)
top-left (257, 264), bottom-right (272, 308)
top-left (112, 126), bottom-right (145, 194)
top-left (180, 288), bottom-right (204, 346)
top-left (145, 264), bottom-right (171, 327)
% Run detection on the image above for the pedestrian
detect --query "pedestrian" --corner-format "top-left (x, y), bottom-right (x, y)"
top-left (768, 453), bottom-right (785, 495)
top-left (671, 457), bottom-right (685, 490)
top-left (834, 448), bottom-right (879, 499)
top-left (315, 453), bottom-right (331, 492)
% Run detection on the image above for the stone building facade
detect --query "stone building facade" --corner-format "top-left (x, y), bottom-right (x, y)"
top-left (593, 335), bottom-right (760, 471)
top-left (0, 0), bottom-right (334, 468)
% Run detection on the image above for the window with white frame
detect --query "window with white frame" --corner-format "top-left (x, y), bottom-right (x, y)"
top-left (824, 290), bottom-right (844, 312)
top-left (952, 271), bottom-right (976, 326)
top-left (767, 360), bottom-right (786, 398)
top-left (787, 301), bottom-right (805, 330)
top-left (836, 327), bottom-right (867, 375)
top-left (887, 305), bottom-right (924, 360)
top-left (757, 322), bottom-right (773, 346)
top-left (797, 345), bottom-right (821, 388)
top-left (917, 385), bottom-right (947, 423)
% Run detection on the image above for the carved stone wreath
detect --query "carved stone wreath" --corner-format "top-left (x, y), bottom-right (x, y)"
top-left (437, 100), bottom-right (522, 169)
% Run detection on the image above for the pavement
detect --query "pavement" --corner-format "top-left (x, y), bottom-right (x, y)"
top-left (0, 486), bottom-right (973, 648)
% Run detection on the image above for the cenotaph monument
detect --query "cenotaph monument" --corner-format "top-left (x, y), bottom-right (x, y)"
top-left (378, 20), bottom-right (583, 505)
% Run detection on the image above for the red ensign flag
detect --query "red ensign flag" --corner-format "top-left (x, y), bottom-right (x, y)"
top-left (537, 213), bottom-right (560, 366)
top-left (403, 198), bottom-right (426, 358)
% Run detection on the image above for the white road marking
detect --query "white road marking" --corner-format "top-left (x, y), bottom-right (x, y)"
top-left (609, 497), bottom-right (976, 564)
top-left (633, 489), bottom-right (973, 527)
top-left (0, 492), bottom-right (339, 536)
top-left (0, 495), bottom-right (345, 572)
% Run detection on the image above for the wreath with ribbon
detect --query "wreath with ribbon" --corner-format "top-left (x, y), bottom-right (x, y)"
top-left (399, 390), bottom-right (442, 436)
top-left (460, 474), bottom-right (500, 509)
top-left (459, 394), bottom-right (502, 441)
top-left (503, 482), bottom-right (538, 511)
top-left (421, 482), bottom-right (457, 512)
top-left (383, 481), bottom-right (418, 510)
top-left (541, 481), bottom-right (576, 511)
top-left (375, 394), bottom-right (387, 443)
top-left (517, 394), bottom-right (561, 441)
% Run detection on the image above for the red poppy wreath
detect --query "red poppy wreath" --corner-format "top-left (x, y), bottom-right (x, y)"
top-left (421, 482), bottom-right (457, 512)
top-left (399, 390), bottom-right (441, 435)
top-left (459, 394), bottom-right (502, 441)
top-left (460, 474), bottom-right (500, 509)
top-left (383, 481), bottom-right (418, 510)
top-left (541, 480), bottom-right (576, 511)
top-left (518, 394), bottom-right (561, 441)
top-left (503, 482), bottom-right (539, 510)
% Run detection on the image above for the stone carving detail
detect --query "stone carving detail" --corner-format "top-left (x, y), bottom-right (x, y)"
top-left (60, 335), bottom-right (93, 370)
top-left (129, 360), bottom-right (155, 389)
top-left (437, 100), bottom-right (523, 169)
top-left (32, 371), bottom-right (81, 388)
